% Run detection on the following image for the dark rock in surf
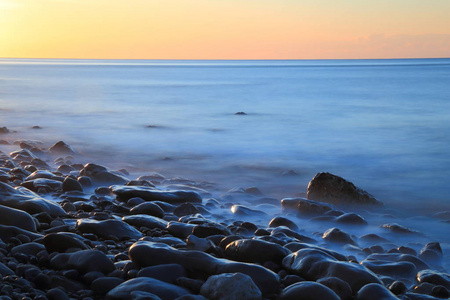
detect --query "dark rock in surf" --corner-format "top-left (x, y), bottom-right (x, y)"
top-left (317, 277), bottom-right (352, 300)
top-left (417, 270), bottom-right (450, 289)
top-left (235, 112), bottom-right (247, 115)
top-left (62, 176), bottom-right (83, 192)
top-left (111, 186), bottom-right (202, 204)
top-left (43, 232), bottom-right (91, 253)
top-left (355, 283), bottom-right (399, 300)
top-left (122, 215), bottom-right (168, 230)
top-left (335, 213), bottom-right (367, 225)
top-left (224, 239), bottom-right (291, 264)
top-left (130, 202), bottom-right (165, 218)
top-left (322, 228), bottom-right (357, 246)
top-left (279, 281), bottom-right (340, 300)
top-left (282, 248), bottom-right (382, 292)
top-left (76, 218), bottom-right (143, 240)
top-left (360, 260), bottom-right (417, 280)
top-left (269, 216), bottom-right (299, 230)
top-left (0, 127), bottom-right (10, 134)
top-left (79, 163), bottom-right (129, 185)
top-left (48, 141), bottom-right (76, 155)
top-left (306, 172), bottom-right (382, 206)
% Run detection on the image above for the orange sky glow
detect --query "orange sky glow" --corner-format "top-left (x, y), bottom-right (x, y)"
top-left (1, 0), bottom-right (449, 60)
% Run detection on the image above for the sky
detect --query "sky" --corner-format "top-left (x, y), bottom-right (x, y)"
top-left (1, 0), bottom-right (449, 60)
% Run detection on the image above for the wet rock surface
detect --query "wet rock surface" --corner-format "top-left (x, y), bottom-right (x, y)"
top-left (0, 141), bottom-right (447, 300)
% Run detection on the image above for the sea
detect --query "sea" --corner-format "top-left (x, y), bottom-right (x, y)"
top-left (1, 57), bottom-right (450, 269)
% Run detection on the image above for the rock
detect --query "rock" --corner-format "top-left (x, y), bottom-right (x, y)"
top-left (306, 172), bottom-right (382, 206)
top-left (0, 204), bottom-right (37, 232)
top-left (388, 280), bottom-right (407, 295)
top-left (230, 204), bottom-right (266, 216)
top-left (269, 216), bottom-right (299, 230)
top-left (381, 223), bottom-right (418, 234)
top-left (0, 262), bottom-right (15, 276)
top-left (235, 112), bottom-right (247, 115)
top-left (62, 176), bottom-right (83, 192)
top-left (200, 273), bottom-right (262, 300)
top-left (0, 182), bottom-right (66, 217)
top-left (122, 215), bottom-right (168, 230)
top-left (365, 253), bottom-right (430, 272)
top-left (417, 270), bottom-right (450, 289)
top-left (0, 224), bottom-right (43, 242)
top-left (279, 281), bottom-right (340, 300)
top-left (295, 198), bottom-right (334, 216)
top-left (43, 232), bottom-right (91, 253)
top-left (105, 277), bottom-right (191, 300)
top-left (335, 213), bottom-right (368, 225)
top-left (322, 228), bottom-right (357, 245)
top-left (271, 227), bottom-right (317, 244)
top-left (224, 239), bottom-right (291, 264)
top-left (284, 243), bottom-right (348, 261)
top-left (282, 248), bottom-right (382, 292)
top-left (317, 277), bottom-right (352, 300)
top-left (50, 249), bottom-right (116, 274)
top-left (0, 127), bottom-right (10, 134)
top-left (130, 202), bottom-right (164, 218)
top-left (111, 186), bottom-right (202, 204)
top-left (137, 264), bottom-right (186, 284)
top-left (79, 163), bottom-right (129, 185)
top-left (10, 242), bottom-right (45, 256)
top-left (76, 219), bottom-right (143, 240)
top-left (355, 283), bottom-right (399, 300)
top-left (128, 241), bottom-right (280, 297)
top-left (360, 260), bottom-right (416, 280)
top-left (48, 141), bottom-right (76, 155)
top-left (419, 242), bottom-right (443, 266)
top-left (174, 202), bottom-right (200, 217)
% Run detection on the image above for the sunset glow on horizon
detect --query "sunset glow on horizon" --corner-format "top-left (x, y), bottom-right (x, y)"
top-left (1, 0), bottom-right (449, 60)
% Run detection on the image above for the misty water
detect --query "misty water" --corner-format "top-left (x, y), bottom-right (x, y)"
top-left (1, 58), bottom-right (449, 269)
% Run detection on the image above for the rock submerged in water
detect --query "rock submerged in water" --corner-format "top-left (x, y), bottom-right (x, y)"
top-left (307, 172), bottom-right (383, 206)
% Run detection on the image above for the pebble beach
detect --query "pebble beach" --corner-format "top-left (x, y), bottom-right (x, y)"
top-left (0, 132), bottom-right (448, 300)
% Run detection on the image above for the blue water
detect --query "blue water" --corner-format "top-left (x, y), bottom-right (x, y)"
top-left (1, 58), bottom-right (450, 213)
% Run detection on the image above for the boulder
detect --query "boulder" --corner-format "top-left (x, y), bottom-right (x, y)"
top-left (111, 186), bottom-right (202, 204)
top-left (200, 273), bottom-right (262, 300)
top-left (224, 239), bottom-right (291, 264)
top-left (306, 172), bottom-right (382, 206)
top-left (79, 163), bottom-right (128, 185)
top-left (43, 232), bottom-right (91, 253)
top-left (76, 218), bottom-right (143, 240)
top-left (48, 141), bottom-right (76, 155)
top-left (0, 204), bottom-right (37, 232)
top-left (50, 249), bottom-right (116, 274)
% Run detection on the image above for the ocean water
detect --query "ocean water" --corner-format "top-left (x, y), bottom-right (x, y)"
top-left (1, 58), bottom-right (450, 214)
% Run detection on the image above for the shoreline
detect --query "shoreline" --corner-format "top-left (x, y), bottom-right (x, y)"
top-left (0, 135), bottom-right (448, 299)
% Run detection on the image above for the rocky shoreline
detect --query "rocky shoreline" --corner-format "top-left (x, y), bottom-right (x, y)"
top-left (0, 137), bottom-right (448, 300)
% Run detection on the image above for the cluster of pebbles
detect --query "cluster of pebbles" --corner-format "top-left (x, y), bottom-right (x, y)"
top-left (0, 138), bottom-right (448, 300)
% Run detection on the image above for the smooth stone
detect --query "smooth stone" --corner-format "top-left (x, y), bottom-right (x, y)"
top-left (77, 218), bottom-right (143, 240)
top-left (43, 232), bottom-right (91, 253)
top-left (21, 178), bottom-right (63, 192)
top-left (417, 270), bottom-right (450, 289)
top-left (282, 248), bottom-right (382, 292)
top-left (322, 227), bottom-right (357, 245)
top-left (335, 213), bottom-right (368, 225)
top-left (284, 243), bottom-right (348, 261)
top-left (50, 249), bottom-right (116, 274)
top-left (10, 242), bottom-right (45, 256)
top-left (230, 204), bottom-right (267, 216)
top-left (128, 241), bottom-right (280, 297)
top-left (62, 176), bottom-right (83, 192)
top-left (317, 277), bottom-right (352, 300)
top-left (48, 141), bottom-right (76, 155)
top-left (419, 242), bottom-right (443, 266)
top-left (0, 204), bottom-right (37, 232)
top-left (365, 253), bottom-right (430, 272)
top-left (0, 182), bottom-right (66, 217)
top-left (388, 280), bottom-right (407, 295)
top-left (174, 202), bottom-right (200, 217)
top-left (105, 277), bottom-right (191, 300)
top-left (137, 264), bottom-right (186, 284)
top-left (0, 224), bottom-right (43, 242)
top-left (111, 186), bottom-right (202, 204)
top-left (192, 223), bottom-right (231, 238)
top-left (200, 273), bottom-right (262, 300)
top-left (271, 227), bottom-right (317, 244)
top-left (130, 202), bottom-right (164, 218)
top-left (224, 239), bottom-right (291, 264)
top-left (403, 292), bottom-right (444, 299)
top-left (79, 163), bottom-right (129, 185)
top-left (355, 283), bottom-right (399, 300)
top-left (143, 236), bottom-right (187, 248)
top-left (130, 291), bottom-right (162, 300)
top-left (360, 260), bottom-right (416, 280)
top-left (91, 277), bottom-right (125, 296)
top-left (186, 234), bottom-right (215, 252)
top-left (25, 170), bottom-right (56, 181)
top-left (306, 172), bottom-right (382, 206)
top-left (279, 281), bottom-right (340, 300)
top-left (268, 216), bottom-right (299, 230)
top-left (288, 197), bottom-right (334, 216)
top-left (122, 215), bottom-right (168, 230)
top-left (381, 223), bottom-right (418, 234)
top-left (167, 221), bottom-right (197, 239)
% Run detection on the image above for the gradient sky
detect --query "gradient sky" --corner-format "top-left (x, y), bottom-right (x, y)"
top-left (1, 0), bottom-right (449, 59)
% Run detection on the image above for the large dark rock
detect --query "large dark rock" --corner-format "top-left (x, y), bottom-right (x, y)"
top-left (43, 232), bottom-right (91, 253)
top-left (360, 260), bottom-right (416, 280)
top-left (50, 249), bottom-right (116, 274)
top-left (128, 241), bottom-right (280, 297)
top-left (48, 141), bottom-right (76, 155)
top-left (0, 204), bottom-right (37, 232)
top-left (111, 186), bottom-right (202, 204)
top-left (0, 224), bottom-right (42, 242)
top-left (0, 181), bottom-right (66, 217)
top-left (306, 172), bottom-right (382, 206)
top-left (76, 218), bottom-right (143, 240)
top-left (279, 281), bottom-right (340, 300)
top-left (417, 269), bottom-right (450, 289)
top-left (200, 273), bottom-right (262, 300)
top-left (137, 264), bottom-right (187, 284)
top-left (224, 239), bottom-right (291, 264)
top-left (282, 248), bottom-right (382, 292)
top-left (79, 163), bottom-right (128, 185)
top-left (122, 215), bottom-right (168, 230)
top-left (105, 277), bottom-right (190, 300)
top-left (355, 283), bottom-right (399, 300)
top-left (130, 202), bottom-right (164, 218)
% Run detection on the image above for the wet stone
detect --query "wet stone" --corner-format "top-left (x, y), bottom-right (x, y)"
top-left (279, 281), bottom-right (340, 300)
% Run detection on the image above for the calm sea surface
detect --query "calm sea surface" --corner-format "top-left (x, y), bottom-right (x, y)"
top-left (1, 58), bottom-right (449, 213)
